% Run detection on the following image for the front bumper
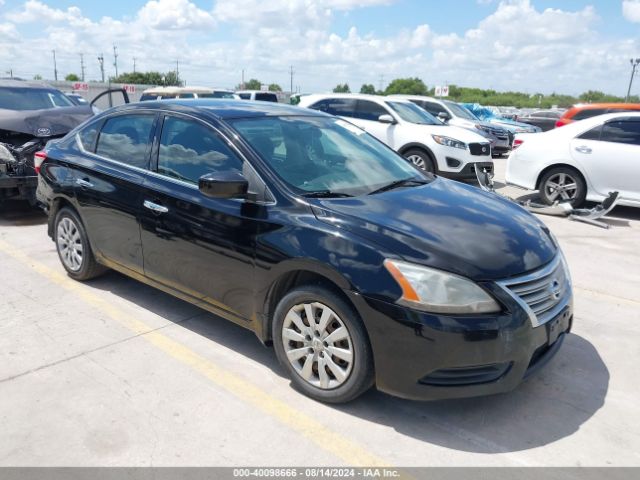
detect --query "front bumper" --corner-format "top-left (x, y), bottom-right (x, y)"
top-left (0, 174), bottom-right (38, 201)
top-left (346, 283), bottom-right (572, 401)
top-left (444, 161), bottom-right (494, 181)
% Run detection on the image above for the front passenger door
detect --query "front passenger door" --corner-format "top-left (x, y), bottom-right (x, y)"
top-left (139, 114), bottom-right (261, 321)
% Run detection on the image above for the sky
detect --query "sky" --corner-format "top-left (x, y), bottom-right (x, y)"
top-left (0, 0), bottom-right (639, 96)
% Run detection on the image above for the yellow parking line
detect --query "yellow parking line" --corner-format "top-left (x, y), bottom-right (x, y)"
top-left (0, 239), bottom-right (389, 468)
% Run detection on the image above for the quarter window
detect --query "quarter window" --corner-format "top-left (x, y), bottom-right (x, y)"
top-left (577, 125), bottom-right (602, 141)
top-left (95, 114), bottom-right (155, 168)
top-left (157, 116), bottom-right (243, 184)
top-left (572, 108), bottom-right (607, 121)
top-left (601, 121), bottom-right (640, 146)
top-left (77, 122), bottom-right (100, 152)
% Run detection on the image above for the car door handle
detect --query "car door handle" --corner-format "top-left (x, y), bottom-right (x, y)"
top-left (143, 200), bottom-right (169, 214)
top-left (75, 178), bottom-right (94, 188)
top-left (575, 145), bottom-right (592, 154)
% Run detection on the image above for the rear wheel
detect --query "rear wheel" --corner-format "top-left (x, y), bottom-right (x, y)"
top-left (272, 286), bottom-right (374, 403)
top-left (404, 148), bottom-right (435, 173)
top-left (539, 167), bottom-right (586, 207)
top-left (55, 207), bottom-right (106, 280)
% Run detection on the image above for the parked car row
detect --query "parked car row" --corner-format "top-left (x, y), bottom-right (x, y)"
top-left (298, 94), bottom-right (494, 180)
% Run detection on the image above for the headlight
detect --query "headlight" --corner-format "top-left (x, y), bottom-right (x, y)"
top-left (431, 135), bottom-right (466, 150)
top-left (0, 144), bottom-right (17, 163)
top-left (384, 259), bottom-right (501, 314)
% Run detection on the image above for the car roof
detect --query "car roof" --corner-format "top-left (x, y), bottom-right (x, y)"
top-left (569, 102), bottom-right (640, 110)
top-left (235, 90), bottom-right (278, 94)
top-left (142, 86), bottom-right (216, 95)
top-left (301, 93), bottom-right (412, 105)
top-left (0, 79), bottom-right (59, 90)
top-left (108, 99), bottom-right (325, 120)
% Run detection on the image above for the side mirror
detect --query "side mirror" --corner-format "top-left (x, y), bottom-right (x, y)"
top-left (437, 112), bottom-right (450, 122)
top-left (378, 114), bottom-right (396, 124)
top-left (199, 171), bottom-right (249, 199)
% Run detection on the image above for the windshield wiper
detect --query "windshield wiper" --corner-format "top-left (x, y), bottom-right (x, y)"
top-left (302, 190), bottom-right (354, 198)
top-left (368, 178), bottom-right (428, 195)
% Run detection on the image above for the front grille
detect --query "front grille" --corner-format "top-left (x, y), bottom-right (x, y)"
top-left (481, 126), bottom-right (509, 140)
top-left (497, 255), bottom-right (571, 327)
top-left (469, 142), bottom-right (491, 156)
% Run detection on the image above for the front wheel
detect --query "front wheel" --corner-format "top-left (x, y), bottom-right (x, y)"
top-left (404, 149), bottom-right (435, 173)
top-left (538, 167), bottom-right (586, 207)
top-left (272, 286), bottom-right (374, 403)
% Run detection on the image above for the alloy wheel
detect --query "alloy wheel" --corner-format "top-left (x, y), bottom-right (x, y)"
top-left (281, 302), bottom-right (354, 390)
top-left (407, 154), bottom-right (427, 171)
top-left (57, 217), bottom-right (83, 272)
top-left (544, 172), bottom-right (578, 202)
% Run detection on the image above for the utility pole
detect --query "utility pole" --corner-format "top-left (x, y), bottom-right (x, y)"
top-left (113, 45), bottom-right (118, 78)
top-left (52, 50), bottom-right (58, 81)
top-left (97, 53), bottom-right (105, 83)
top-left (80, 53), bottom-right (85, 81)
top-left (6, 69), bottom-right (13, 79)
top-left (378, 74), bottom-right (384, 93)
top-left (175, 59), bottom-right (180, 86)
top-left (626, 58), bottom-right (640, 102)
top-left (133, 57), bottom-right (137, 73)
top-left (241, 69), bottom-right (245, 89)
top-left (289, 65), bottom-right (294, 94)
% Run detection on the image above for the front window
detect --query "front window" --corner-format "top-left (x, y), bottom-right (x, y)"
top-left (158, 116), bottom-right (243, 184)
top-left (0, 87), bottom-right (74, 110)
top-left (386, 102), bottom-right (440, 125)
top-left (444, 101), bottom-right (479, 121)
top-left (229, 116), bottom-right (428, 196)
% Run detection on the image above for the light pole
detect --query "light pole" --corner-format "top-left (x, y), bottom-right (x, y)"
top-left (626, 58), bottom-right (640, 102)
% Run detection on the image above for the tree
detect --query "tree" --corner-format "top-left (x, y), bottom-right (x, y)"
top-left (384, 77), bottom-right (428, 95)
top-left (65, 73), bottom-right (80, 82)
top-left (238, 78), bottom-right (262, 90)
top-left (112, 71), bottom-right (180, 86)
top-left (360, 84), bottom-right (376, 94)
top-left (333, 83), bottom-right (350, 93)
top-left (268, 83), bottom-right (282, 92)
top-left (33, 74), bottom-right (43, 80)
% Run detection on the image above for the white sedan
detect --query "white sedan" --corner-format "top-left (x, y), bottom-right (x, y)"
top-left (506, 112), bottom-right (640, 207)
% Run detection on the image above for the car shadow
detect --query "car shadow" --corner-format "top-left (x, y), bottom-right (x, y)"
top-left (0, 200), bottom-right (47, 226)
top-left (86, 270), bottom-right (608, 454)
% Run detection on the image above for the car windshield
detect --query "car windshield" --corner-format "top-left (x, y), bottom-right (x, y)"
top-left (445, 101), bottom-right (478, 121)
top-left (0, 87), bottom-right (75, 111)
top-left (386, 101), bottom-right (440, 125)
top-left (229, 115), bottom-right (428, 196)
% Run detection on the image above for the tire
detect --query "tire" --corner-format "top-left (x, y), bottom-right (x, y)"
top-left (538, 167), bottom-right (587, 207)
top-left (404, 148), bottom-right (436, 173)
top-left (272, 285), bottom-right (374, 403)
top-left (54, 207), bottom-right (107, 281)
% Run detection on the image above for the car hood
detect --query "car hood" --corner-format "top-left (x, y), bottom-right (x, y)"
top-left (0, 106), bottom-right (94, 137)
top-left (311, 179), bottom-right (556, 281)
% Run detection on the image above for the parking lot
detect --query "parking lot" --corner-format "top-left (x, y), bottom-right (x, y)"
top-left (0, 158), bottom-right (639, 467)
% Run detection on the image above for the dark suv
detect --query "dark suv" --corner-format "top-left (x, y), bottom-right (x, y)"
top-left (37, 100), bottom-right (573, 403)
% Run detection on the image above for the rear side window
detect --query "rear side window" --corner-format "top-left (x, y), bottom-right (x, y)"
top-left (310, 98), bottom-right (358, 118)
top-left (157, 116), bottom-right (243, 184)
top-left (179, 93), bottom-right (195, 99)
top-left (415, 100), bottom-right (446, 116)
top-left (140, 94), bottom-right (157, 101)
top-left (255, 93), bottom-right (278, 102)
top-left (572, 108), bottom-right (607, 121)
top-left (96, 114), bottom-right (155, 168)
top-left (238, 93), bottom-right (251, 100)
top-left (355, 100), bottom-right (388, 121)
top-left (578, 125), bottom-right (602, 141)
top-left (601, 121), bottom-right (640, 145)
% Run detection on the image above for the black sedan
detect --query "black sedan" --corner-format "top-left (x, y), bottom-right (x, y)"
top-left (36, 100), bottom-right (573, 403)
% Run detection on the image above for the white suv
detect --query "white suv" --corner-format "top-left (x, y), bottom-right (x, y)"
top-left (298, 94), bottom-right (492, 179)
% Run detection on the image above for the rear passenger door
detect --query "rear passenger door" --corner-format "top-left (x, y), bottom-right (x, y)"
top-left (354, 100), bottom-right (397, 147)
top-left (74, 112), bottom-right (157, 274)
top-left (138, 113), bottom-right (263, 322)
top-left (571, 119), bottom-right (640, 200)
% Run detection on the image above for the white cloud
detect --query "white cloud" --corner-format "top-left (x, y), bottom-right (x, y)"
top-left (137, 0), bottom-right (215, 30)
top-left (623, 0), bottom-right (640, 23)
